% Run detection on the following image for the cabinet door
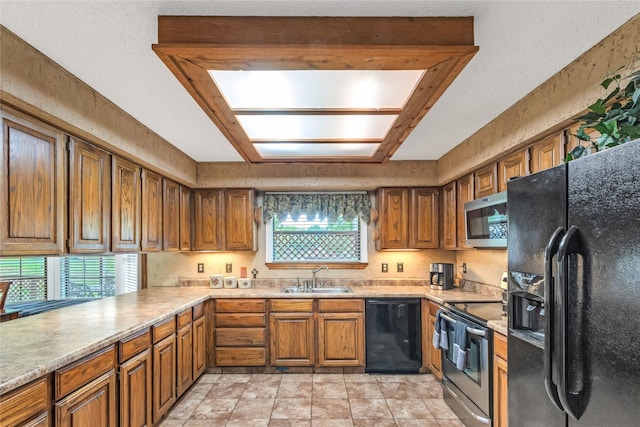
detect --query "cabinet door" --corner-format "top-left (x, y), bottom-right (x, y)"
top-left (141, 170), bottom-right (163, 252)
top-left (68, 137), bottom-right (111, 253)
top-left (377, 188), bottom-right (409, 250)
top-left (1, 113), bottom-right (65, 255)
top-left (494, 355), bottom-right (508, 427)
top-left (456, 173), bottom-right (474, 249)
top-left (176, 324), bottom-right (193, 398)
top-left (194, 189), bottom-right (223, 250)
top-left (55, 371), bottom-right (116, 427)
top-left (474, 163), bottom-right (498, 198)
top-left (192, 315), bottom-right (206, 380)
top-left (426, 302), bottom-right (442, 379)
top-left (225, 189), bottom-right (255, 251)
top-left (179, 185), bottom-right (192, 251)
top-left (530, 132), bottom-right (564, 173)
top-left (152, 334), bottom-right (175, 422)
top-left (119, 350), bottom-right (152, 427)
top-left (410, 188), bottom-right (439, 249)
top-left (269, 312), bottom-right (315, 366)
top-left (112, 156), bottom-right (141, 252)
top-left (317, 312), bottom-right (364, 367)
top-left (442, 182), bottom-right (457, 249)
top-left (498, 149), bottom-right (529, 192)
top-left (162, 178), bottom-right (180, 251)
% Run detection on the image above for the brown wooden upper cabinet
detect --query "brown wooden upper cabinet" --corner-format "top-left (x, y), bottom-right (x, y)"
top-left (377, 188), bottom-right (409, 250)
top-left (141, 169), bottom-right (163, 252)
top-left (163, 178), bottom-right (180, 251)
top-left (194, 189), bottom-right (224, 251)
top-left (112, 156), bottom-right (141, 252)
top-left (530, 131), bottom-right (565, 173)
top-left (456, 173), bottom-right (475, 249)
top-left (377, 187), bottom-right (439, 250)
top-left (410, 188), bottom-right (439, 249)
top-left (68, 137), bottom-right (111, 253)
top-left (475, 163), bottom-right (498, 198)
top-left (1, 111), bottom-right (65, 255)
top-left (442, 182), bottom-right (457, 249)
top-left (498, 149), bottom-right (529, 192)
top-left (194, 188), bottom-right (256, 251)
top-left (179, 185), bottom-right (192, 251)
top-left (225, 189), bottom-right (256, 251)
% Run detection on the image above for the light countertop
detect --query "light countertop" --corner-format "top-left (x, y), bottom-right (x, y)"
top-left (0, 285), bottom-right (500, 394)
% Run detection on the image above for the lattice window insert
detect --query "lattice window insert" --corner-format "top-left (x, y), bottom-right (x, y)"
top-left (272, 214), bottom-right (361, 262)
top-left (0, 257), bottom-right (47, 302)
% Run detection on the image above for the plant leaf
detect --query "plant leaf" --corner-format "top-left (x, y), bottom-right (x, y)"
top-left (569, 145), bottom-right (587, 159)
top-left (601, 74), bottom-right (620, 89)
top-left (588, 99), bottom-right (607, 115)
top-left (602, 87), bottom-right (620, 104)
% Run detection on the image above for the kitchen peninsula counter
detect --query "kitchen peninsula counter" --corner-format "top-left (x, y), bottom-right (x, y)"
top-left (0, 285), bottom-right (499, 394)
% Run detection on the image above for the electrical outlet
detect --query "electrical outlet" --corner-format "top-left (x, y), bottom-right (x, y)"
top-left (381, 263), bottom-right (388, 273)
top-left (197, 263), bottom-right (204, 273)
top-left (462, 262), bottom-right (467, 273)
top-left (397, 262), bottom-right (404, 273)
top-left (225, 263), bottom-right (233, 273)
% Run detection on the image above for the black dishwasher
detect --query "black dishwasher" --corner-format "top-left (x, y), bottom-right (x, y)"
top-left (365, 298), bottom-right (421, 373)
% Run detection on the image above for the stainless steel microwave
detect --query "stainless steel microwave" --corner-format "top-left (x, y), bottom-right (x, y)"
top-left (464, 191), bottom-right (508, 248)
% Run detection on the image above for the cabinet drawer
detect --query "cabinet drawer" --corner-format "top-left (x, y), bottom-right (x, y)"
top-left (215, 299), bottom-right (265, 313)
top-left (215, 313), bottom-right (265, 327)
top-left (152, 317), bottom-right (176, 343)
top-left (177, 309), bottom-right (192, 329)
top-left (428, 301), bottom-right (442, 317)
top-left (270, 299), bottom-right (313, 312)
top-left (215, 328), bottom-right (265, 346)
top-left (55, 345), bottom-right (116, 400)
top-left (192, 302), bottom-right (205, 320)
top-left (215, 347), bottom-right (266, 366)
top-left (494, 332), bottom-right (507, 361)
top-left (318, 299), bottom-right (363, 312)
top-left (0, 375), bottom-right (50, 427)
top-left (119, 328), bottom-right (151, 362)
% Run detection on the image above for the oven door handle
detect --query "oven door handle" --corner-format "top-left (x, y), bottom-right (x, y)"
top-left (439, 312), bottom-right (487, 337)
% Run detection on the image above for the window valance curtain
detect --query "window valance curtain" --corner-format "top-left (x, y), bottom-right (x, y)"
top-left (262, 193), bottom-right (371, 223)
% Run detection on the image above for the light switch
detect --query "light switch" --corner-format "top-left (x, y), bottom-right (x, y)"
top-left (397, 262), bottom-right (404, 273)
top-left (226, 263), bottom-right (233, 273)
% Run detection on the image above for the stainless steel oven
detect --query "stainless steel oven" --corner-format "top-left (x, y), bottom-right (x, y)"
top-left (439, 302), bottom-right (505, 427)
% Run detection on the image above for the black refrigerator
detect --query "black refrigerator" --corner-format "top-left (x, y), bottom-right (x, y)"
top-left (507, 138), bottom-right (640, 426)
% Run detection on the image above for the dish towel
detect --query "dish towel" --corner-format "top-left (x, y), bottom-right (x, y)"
top-left (453, 320), bottom-right (468, 371)
top-left (432, 310), bottom-right (442, 349)
top-left (440, 317), bottom-right (449, 350)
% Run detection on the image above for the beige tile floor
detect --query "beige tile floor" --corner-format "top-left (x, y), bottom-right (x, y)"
top-left (159, 373), bottom-right (464, 427)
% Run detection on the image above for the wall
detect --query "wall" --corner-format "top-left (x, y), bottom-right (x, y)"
top-left (147, 215), bottom-right (456, 287)
top-left (0, 26), bottom-right (197, 186)
top-left (455, 249), bottom-right (507, 289)
top-left (196, 160), bottom-right (438, 190)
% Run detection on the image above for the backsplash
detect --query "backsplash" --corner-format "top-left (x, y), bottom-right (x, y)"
top-left (179, 278), bottom-right (432, 288)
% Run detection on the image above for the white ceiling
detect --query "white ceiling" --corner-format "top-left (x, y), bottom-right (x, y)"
top-left (1, 1), bottom-right (639, 162)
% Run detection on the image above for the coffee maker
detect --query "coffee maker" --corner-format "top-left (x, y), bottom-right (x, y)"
top-left (429, 263), bottom-right (454, 290)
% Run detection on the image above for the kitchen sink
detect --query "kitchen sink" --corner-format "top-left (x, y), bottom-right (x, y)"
top-left (280, 286), bottom-right (352, 294)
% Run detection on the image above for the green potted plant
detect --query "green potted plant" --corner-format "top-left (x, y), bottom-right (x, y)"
top-left (567, 60), bottom-right (640, 161)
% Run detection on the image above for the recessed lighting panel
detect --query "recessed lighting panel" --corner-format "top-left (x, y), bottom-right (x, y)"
top-left (236, 114), bottom-right (397, 140)
top-left (254, 143), bottom-right (381, 158)
top-left (209, 70), bottom-right (425, 110)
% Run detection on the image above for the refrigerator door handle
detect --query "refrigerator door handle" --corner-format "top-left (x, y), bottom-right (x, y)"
top-left (543, 227), bottom-right (565, 411)
top-left (557, 225), bottom-right (588, 420)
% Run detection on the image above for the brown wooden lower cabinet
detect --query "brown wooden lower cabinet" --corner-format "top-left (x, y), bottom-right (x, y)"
top-left (426, 301), bottom-right (443, 379)
top-left (55, 371), bottom-right (116, 427)
top-left (214, 299), bottom-right (267, 367)
top-left (176, 322), bottom-right (194, 397)
top-left (193, 314), bottom-right (206, 379)
top-left (269, 312), bottom-right (315, 366)
top-left (317, 312), bottom-right (364, 366)
top-left (0, 375), bottom-right (51, 427)
top-left (119, 349), bottom-right (152, 427)
top-left (493, 332), bottom-right (508, 427)
top-left (152, 333), bottom-right (176, 422)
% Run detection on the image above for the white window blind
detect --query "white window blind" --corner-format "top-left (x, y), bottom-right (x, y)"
top-left (115, 254), bottom-right (139, 295)
top-left (0, 257), bottom-right (47, 302)
top-left (61, 256), bottom-right (116, 299)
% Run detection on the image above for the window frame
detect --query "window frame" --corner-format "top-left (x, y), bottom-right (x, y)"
top-left (265, 205), bottom-right (368, 270)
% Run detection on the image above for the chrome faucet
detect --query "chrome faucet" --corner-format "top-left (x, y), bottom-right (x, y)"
top-left (311, 265), bottom-right (329, 288)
